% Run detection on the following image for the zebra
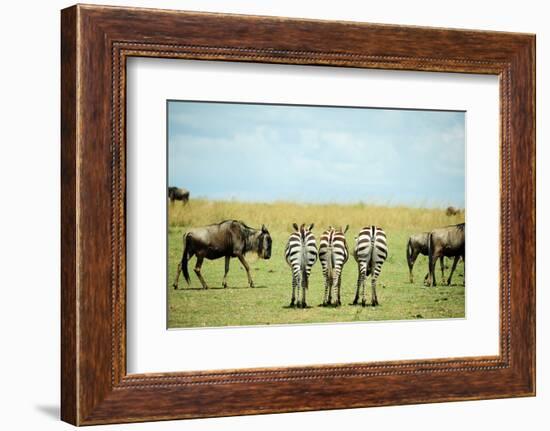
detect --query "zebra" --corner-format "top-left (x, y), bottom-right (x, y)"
top-left (284, 223), bottom-right (318, 308)
top-left (353, 226), bottom-right (388, 306)
top-left (318, 225), bottom-right (349, 307)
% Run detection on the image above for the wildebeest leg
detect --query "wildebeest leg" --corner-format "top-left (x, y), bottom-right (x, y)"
top-left (408, 250), bottom-right (418, 284)
top-left (428, 250), bottom-right (438, 287)
top-left (439, 256), bottom-right (446, 284)
top-left (237, 254), bottom-right (255, 288)
top-left (447, 255), bottom-right (460, 286)
top-left (172, 261), bottom-right (182, 290)
top-left (193, 256), bottom-right (209, 289)
top-left (222, 256), bottom-right (230, 288)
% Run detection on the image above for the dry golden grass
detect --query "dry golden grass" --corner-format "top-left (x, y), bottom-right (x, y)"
top-left (168, 199), bottom-right (464, 232)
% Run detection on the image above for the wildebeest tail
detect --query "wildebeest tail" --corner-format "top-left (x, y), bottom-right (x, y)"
top-left (406, 238), bottom-right (413, 269)
top-left (181, 233), bottom-right (191, 284)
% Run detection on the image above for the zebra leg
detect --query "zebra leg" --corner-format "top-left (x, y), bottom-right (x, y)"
top-left (371, 264), bottom-right (381, 306)
top-left (353, 266), bottom-right (362, 305)
top-left (296, 272), bottom-right (303, 307)
top-left (361, 264), bottom-right (368, 307)
top-left (323, 271), bottom-right (330, 306)
top-left (371, 277), bottom-right (379, 306)
top-left (290, 272), bottom-right (297, 307)
top-left (302, 275), bottom-right (308, 308)
top-left (222, 256), bottom-right (230, 288)
top-left (327, 276), bottom-right (333, 306)
top-left (336, 274), bottom-right (342, 306)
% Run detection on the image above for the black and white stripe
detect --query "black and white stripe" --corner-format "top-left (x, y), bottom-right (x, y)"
top-left (319, 225), bottom-right (349, 306)
top-left (353, 226), bottom-right (388, 306)
top-left (284, 223), bottom-right (318, 308)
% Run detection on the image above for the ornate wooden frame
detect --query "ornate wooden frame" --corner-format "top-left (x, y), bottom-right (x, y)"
top-left (61, 4), bottom-right (535, 425)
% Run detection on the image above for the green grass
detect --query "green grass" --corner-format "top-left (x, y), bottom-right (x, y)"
top-left (167, 200), bottom-right (465, 328)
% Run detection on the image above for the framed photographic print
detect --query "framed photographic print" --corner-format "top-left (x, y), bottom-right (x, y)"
top-left (61, 4), bottom-right (535, 425)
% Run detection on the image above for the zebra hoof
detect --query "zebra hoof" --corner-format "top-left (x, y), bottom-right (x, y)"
top-left (173, 284), bottom-right (178, 290)
top-left (361, 300), bottom-right (366, 307)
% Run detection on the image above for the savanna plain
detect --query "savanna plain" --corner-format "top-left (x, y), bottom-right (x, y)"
top-left (168, 199), bottom-right (465, 328)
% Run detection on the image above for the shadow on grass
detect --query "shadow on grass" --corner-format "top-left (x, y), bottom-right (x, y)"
top-left (174, 285), bottom-right (268, 291)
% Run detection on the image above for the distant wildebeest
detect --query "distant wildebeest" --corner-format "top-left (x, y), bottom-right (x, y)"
top-left (446, 206), bottom-right (461, 216)
top-left (319, 225), bottom-right (349, 306)
top-left (168, 187), bottom-right (190, 204)
top-left (425, 223), bottom-right (465, 287)
top-left (353, 226), bottom-right (388, 306)
top-left (284, 223), bottom-right (318, 308)
top-left (172, 220), bottom-right (272, 290)
top-left (406, 232), bottom-right (445, 284)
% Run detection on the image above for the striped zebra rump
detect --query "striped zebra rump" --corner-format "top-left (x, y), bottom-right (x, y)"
top-left (353, 225), bottom-right (388, 306)
top-left (319, 225), bottom-right (349, 306)
top-left (285, 223), bottom-right (318, 308)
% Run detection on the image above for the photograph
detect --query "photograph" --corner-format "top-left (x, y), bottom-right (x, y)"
top-left (167, 100), bottom-right (466, 329)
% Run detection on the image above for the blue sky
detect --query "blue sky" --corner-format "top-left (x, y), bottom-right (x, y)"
top-left (168, 101), bottom-right (465, 208)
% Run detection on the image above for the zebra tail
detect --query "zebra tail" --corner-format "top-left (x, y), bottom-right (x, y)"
top-left (181, 233), bottom-right (191, 284)
top-left (301, 243), bottom-right (308, 288)
top-left (327, 246), bottom-right (334, 282)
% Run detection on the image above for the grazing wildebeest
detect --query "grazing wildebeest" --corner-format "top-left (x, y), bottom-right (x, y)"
top-left (284, 223), bottom-right (318, 308)
top-left (168, 187), bottom-right (190, 204)
top-left (406, 232), bottom-right (445, 284)
top-left (446, 206), bottom-right (461, 216)
top-left (425, 223), bottom-right (465, 287)
top-left (172, 220), bottom-right (272, 290)
top-left (353, 226), bottom-right (388, 306)
top-left (319, 225), bottom-right (349, 306)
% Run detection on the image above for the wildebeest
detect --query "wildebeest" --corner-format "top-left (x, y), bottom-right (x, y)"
top-left (406, 232), bottom-right (445, 284)
top-left (284, 223), bottom-right (318, 308)
top-left (172, 220), bottom-right (272, 290)
top-left (319, 225), bottom-right (349, 306)
top-left (168, 187), bottom-right (190, 204)
top-left (425, 223), bottom-right (465, 287)
top-left (353, 226), bottom-right (388, 306)
top-left (446, 206), bottom-right (461, 216)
